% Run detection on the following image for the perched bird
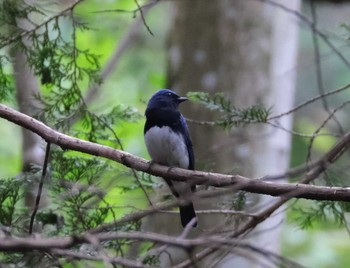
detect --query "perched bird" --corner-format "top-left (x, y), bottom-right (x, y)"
top-left (144, 89), bottom-right (197, 227)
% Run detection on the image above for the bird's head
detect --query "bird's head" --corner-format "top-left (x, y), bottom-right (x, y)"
top-left (146, 89), bottom-right (187, 110)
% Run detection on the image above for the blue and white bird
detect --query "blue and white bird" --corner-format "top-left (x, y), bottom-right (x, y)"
top-left (144, 89), bottom-right (197, 227)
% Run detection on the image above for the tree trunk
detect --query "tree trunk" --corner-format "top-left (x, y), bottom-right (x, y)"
top-left (11, 6), bottom-right (46, 211)
top-left (160, 0), bottom-right (301, 266)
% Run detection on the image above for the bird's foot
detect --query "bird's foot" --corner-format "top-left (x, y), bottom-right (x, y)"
top-left (147, 160), bottom-right (157, 171)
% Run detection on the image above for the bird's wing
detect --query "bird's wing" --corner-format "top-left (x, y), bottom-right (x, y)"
top-left (179, 115), bottom-right (194, 170)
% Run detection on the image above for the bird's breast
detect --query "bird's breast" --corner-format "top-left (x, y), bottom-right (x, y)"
top-left (144, 126), bottom-right (189, 169)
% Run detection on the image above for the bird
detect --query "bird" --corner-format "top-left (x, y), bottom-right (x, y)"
top-left (144, 89), bottom-right (197, 227)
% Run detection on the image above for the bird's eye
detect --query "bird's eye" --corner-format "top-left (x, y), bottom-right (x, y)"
top-left (166, 92), bottom-right (172, 96)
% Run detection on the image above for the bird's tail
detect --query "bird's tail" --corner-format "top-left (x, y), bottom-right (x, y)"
top-left (179, 202), bottom-right (197, 227)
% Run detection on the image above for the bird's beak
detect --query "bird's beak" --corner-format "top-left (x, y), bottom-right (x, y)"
top-left (178, 96), bottom-right (188, 103)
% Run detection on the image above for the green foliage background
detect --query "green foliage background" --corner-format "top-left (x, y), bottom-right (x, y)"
top-left (1, 0), bottom-right (350, 267)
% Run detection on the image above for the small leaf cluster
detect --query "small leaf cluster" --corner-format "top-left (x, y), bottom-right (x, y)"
top-left (0, 0), bottom-right (41, 102)
top-left (0, 0), bottom-right (101, 127)
top-left (294, 200), bottom-right (350, 230)
top-left (48, 149), bottom-right (143, 257)
top-left (188, 91), bottom-right (270, 129)
top-left (50, 149), bottom-right (113, 233)
top-left (0, 0), bottom-right (44, 32)
top-left (79, 105), bottom-right (141, 144)
top-left (0, 56), bottom-right (14, 101)
top-left (0, 177), bottom-right (23, 228)
top-left (28, 18), bottom-right (101, 126)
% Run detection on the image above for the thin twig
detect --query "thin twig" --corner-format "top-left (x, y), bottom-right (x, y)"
top-left (268, 82), bottom-right (350, 120)
top-left (29, 142), bottom-right (51, 234)
top-left (255, 0), bottom-right (350, 68)
top-left (134, 0), bottom-right (154, 36)
top-left (306, 0), bottom-right (345, 169)
top-left (306, 100), bottom-right (350, 173)
top-left (84, 1), bottom-right (154, 104)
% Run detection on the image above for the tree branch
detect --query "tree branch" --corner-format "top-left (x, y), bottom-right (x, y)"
top-left (0, 230), bottom-right (288, 253)
top-left (52, 248), bottom-right (153, 268)
top-left (1, 104), bottom-right (350, 202)
top-left (0, 229), bottom-right (303, 268)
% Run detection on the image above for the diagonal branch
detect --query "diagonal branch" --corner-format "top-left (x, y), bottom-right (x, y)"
top-left (1, 103), bottom-right (350, 202)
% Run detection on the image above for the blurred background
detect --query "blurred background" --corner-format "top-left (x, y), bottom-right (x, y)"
top-left (2, 0), bottom-right (350, 267)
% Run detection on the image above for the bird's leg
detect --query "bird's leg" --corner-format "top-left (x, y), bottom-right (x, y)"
top-left (147, 159), bottom-right (157, 172)
top-left (167, 166), bottom-right (175, 173)
top-left (164, 178), bottom-right (180, 198)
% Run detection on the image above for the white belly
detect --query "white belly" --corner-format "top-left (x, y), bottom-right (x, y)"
top-left (144, 126), bottom-right (189, 169)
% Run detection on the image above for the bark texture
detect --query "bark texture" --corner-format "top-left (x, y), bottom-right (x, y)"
top-left (162, 0), bottom-right (300, 266)
top-left (12, 12), bottom-right (46, 210)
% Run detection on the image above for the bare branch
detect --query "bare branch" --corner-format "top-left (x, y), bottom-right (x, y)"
top-left (0, 229), bottom-right (299, 266)
top-left (52, 249), bottom-right (153, 268)
top-left (268, 83), bottom-right (350, 120)
top-left (1, 104), bottom-right (350, 204)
